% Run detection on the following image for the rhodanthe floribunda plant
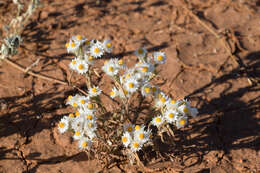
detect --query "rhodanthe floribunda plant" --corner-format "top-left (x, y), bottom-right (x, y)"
top-left (57, 35), bottom-right (199, 164)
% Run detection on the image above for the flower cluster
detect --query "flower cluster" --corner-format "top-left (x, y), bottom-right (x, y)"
top-left (57, 86), bottom-right (102, 150)
top-left (122, 124), bottom-right (152, 152)
top-left (103, 47), bottom-right (166, 100)
top-left (58, 35), bottom-right (199, 158)
top-left (66, 35), bottom-right (113, 74)
top-left (152, 98), bottom-right (198, 129)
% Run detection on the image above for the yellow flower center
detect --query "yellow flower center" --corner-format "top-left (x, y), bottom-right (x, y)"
top-left (110, 91), bottom-right (115, 96)
top-left (139, 133), bottom-right (144, 139)
top-left (155, 117), bottom-right (161, 123)
top-left (78, 64), bottom-right (84, 70)
top-left (127, 126), bottom-right (133, 132)
top-left (133, 142), bottom-right (139, 148)
top-left (157, 55), bottom-right (163, 61)
top-left (88, 122), bottom-right (93, 128)
top-left (68, 95), bottom-right (73, 100)
top-left (142, 67), bottom-right (148, 72)
top-left (72, 102), bottom-right (77, 107)
top-left (80, 99), bottom-right (85, 104)
top-left (76, 35), bottom-right (82, 40)
top-left (152, 87), bottom-right (157, 93)
top-left (82, 141), bottom-right (88, 147)
top-left (138, 49), bottom-right (143, 54)
top-left (75, 111), bottom-right (80, 116)
top-left (108, 66), bottom-right (114, 72)
top-left (71, 42), bottom-right (76, 48)
top-left (75, 131), bottom-right (80, 136)
top-left (92, 88), bottom-right (97, 93)
top-left (160, 97), bottom-right (166, 103)
top-left (88, 103), bottom-right (93, 109)
top-left (157, 93), bottom-right (162, 98)
top-left (122, 136), bottom-right (127, 143)
top-left (118, 59), bottom-right (124, 65)
top-left (72, 60), bottom-right (76, 65)
top-left (183, 107), bottom-right (189, 113)
top-left (180, 119), bottom-right (186, 125)
top-left (65, 42), bottom-right (69, 48)
top-left (168, 113), bottom-right (174, 118)
top-left (128, 83), bottom-right (134, 88)
top-left (58, 122), bottom-right (65, 128)
top-left (69, 113), bottom-right (74, 118)
top-left (135, 125), bottom-right (141, 131)
top-left (144, 87), bottom-right (150, 93)
top-left (171, 100), bottom-right (176, 105)
top-left (126, 74), bottom-right (131, 78)
top-left (87, 115), bottom-right (93, 120)
top-left (94, 48), bottom-right (100, 53)
top-left (106, 42), bottom-right (111, 48)
top-left (123, 89), bottom-right (128, 95)
top-left (88, 56), bottom-right (94, 61)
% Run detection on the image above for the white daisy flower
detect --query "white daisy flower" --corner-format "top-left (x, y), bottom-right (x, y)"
top-left (155, 92), bottom-right (169, 108)
top-left (74, 59), bottom-right (89, 74)
top-left (78, 137), bottom-right (92, 150)
top-left (71, 116), bottom-right (85, 132)
top-left (141, 83), bottom-right (153, 97)
top-left (135, 62), bottom-right (155, 75)
top-left (77, 95), bottom-right (90, 108)
top-left (164, 109), bottom-right (178, 124)
top-left (152, 115), bottom-right (165, 127)
top-left (72, 35), bottom-right (87, 45)
top-left (110, 87), bottom-right (118, 98)
top-left (134, 128), bottom-right (149, 144)
top-left (151, 85), bottom-right (160, 97)
top-left (178, 104), bottom-right (190, 115)
top-left (103, 40), bottom-right (113, 53)
top-left (69, 57), bottom-right (79, 71)
top-left (84, 119), bottom-right (98, 133)
top-left (84, 54), bottom-right (95, 65)
top-left (73, 130), bottom-right (84, 140)
top-left (102, 59), bottom-right (119, 76)
top-left (124, 77), bottom-right (139, 93)
top-left (66, 94), bottom-right (80, 108)
top-left (134, 124), bottom-right (145, 132)
top-left (90, 41), bottom-right (105, 58)
top-left (57, 117), bottom-right (69, 133)
top-left (165, 98), bottom-right (177, 110)
top-left (121, 132), bottom-right (132, 147)
top-left (123, 123), bottom-right (135, 134)
top-left (66, 40), bottom-right (80, 54)
top-left (153, 52), bottom-right (166, 64)
top-left (130, 140), bottom-right (142, 152)
top-left (135, 47), bottom-right (147, 58)
top-left (114, 58), bottom-right (126, 69)
top-left (82, 102), bottom-right (96, 112)
top-left (176, 116), bottom-right (188, 129)
top-left (88, 86), bottom-right (102, 97)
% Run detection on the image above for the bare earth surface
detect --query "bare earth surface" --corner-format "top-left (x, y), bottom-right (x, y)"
top-left (0, 0), bottom-right (260, 172)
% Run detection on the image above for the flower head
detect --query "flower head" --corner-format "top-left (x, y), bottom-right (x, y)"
top-left (58, 117), bottom-right (69, 133)
top-left (176, 116), bottom-right (188, 129)
top-left (135, 47), bottom-right (147, 58)
top-left (78, 137), bottom-right (92, 150)
top-left (88, 86), bottom-right (102, 97)
top-left (152, 115), bottom-right (165, 127)
top-left (153, 52), bottom-right (166, 64)
top-left (122, 132), bottom-right (132, 147)
top-left (103, 40), bottom-right (113, 53)
top-left (90, 41), bottom-right (105, 58)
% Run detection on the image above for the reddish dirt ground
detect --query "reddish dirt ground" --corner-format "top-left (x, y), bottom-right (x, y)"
top-left (0, 0), bottom-right (260, 172)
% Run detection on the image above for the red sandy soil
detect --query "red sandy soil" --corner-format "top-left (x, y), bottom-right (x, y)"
top-left (0, 0), bottom-right (260, 172)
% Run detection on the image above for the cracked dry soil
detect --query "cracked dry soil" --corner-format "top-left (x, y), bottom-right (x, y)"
top-left (0, 0), bottom-right (260, 172)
